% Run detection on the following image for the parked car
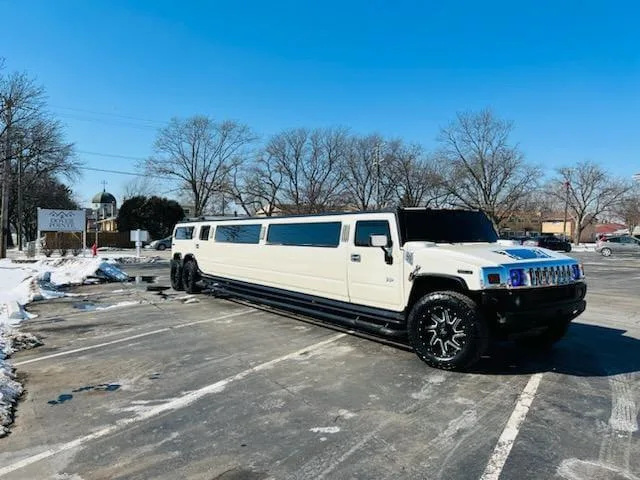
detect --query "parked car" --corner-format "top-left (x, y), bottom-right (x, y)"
top-left (149, 236), bottom-right (172, 251)
top-left (596, 235), bottom-right (640, 256)
top-left (523, 236), bottom-right (572, 252)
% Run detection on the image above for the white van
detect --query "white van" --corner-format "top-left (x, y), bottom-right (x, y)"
top-left (171, 208), bottom-right (587, 370)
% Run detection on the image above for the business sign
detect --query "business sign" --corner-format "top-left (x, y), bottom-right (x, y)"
top-left (130, 229), bottom-right (149, 242)
top-left (37, 208), bottom-right (86, 232)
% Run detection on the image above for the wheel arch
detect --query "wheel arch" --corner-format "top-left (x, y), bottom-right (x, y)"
top-left (407, 274), bottom-right (470, 311)
top-left (182, 253), bottom-right (197, 266)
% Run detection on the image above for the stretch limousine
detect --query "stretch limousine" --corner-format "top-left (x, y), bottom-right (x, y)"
top-left (170, 208), bottom-right (586, 370)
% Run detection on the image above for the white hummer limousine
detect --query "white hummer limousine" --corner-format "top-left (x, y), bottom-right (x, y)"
top-left (170, 208), bottom-right (587, 370)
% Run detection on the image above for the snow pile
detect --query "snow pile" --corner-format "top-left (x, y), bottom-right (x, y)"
top-left (0, 257), bottom-right (130, 326)
top-left (0, 328), bottom-right (42, 437)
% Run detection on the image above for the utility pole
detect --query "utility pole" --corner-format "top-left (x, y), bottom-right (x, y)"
top-left (375, 142), bottom-right (381, 209)
top-left (562, 180), bottom-right (570, 241)
top-left (17, 152), bottom-right (23, 251)
top-left (1, 99), bottom-right (12, 259)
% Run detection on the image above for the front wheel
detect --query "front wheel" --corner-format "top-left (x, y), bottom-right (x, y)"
top-left (516, 317), bottom-right (571, 350)
top-left (600, 247), bottom-right (612, 257)
top-left (157, 244), bottom-right (167, 251)
top-left (407, 291), bottom-right (489, 371)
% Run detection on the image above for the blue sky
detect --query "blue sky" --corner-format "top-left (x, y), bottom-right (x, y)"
top-left (1, 0), bottom-right (638, 206)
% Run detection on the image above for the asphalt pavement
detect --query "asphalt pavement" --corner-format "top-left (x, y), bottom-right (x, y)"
top-left (0, 252), bottom-right (638, 479)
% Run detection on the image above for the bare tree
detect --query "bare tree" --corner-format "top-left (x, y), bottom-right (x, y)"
top-left (435, 109), bottom-right (541, 227)
top-left (341, 134), bottom-right (399, 210)
top-left (614, 186), bottom-right (640, 236)
top-left (547, 161), bottom-right (630, 243)
top-left (1, 65), bottom-right (78, 254)
top-left (226, 154), bottom-right (284, 216)
top-left (389, 142), bottom-right (447, 207)
top-left (145, 116), bottom-right (255, 216)
top-left (122, 176), bottom-right (160, 200)
top-left (267, 128), bottom-right (348, 214)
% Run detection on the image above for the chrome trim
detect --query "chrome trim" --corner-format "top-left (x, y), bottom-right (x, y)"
top-left (481, 259), bottom-right (584, 290)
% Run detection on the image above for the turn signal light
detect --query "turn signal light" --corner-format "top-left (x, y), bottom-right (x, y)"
top-left (487, 273), bottom-right (501, 284)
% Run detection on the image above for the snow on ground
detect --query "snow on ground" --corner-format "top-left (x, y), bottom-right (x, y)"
top-left (0, 256), bottom-right (131, 437)
top-left (0, 328), bottom-right (43, 436)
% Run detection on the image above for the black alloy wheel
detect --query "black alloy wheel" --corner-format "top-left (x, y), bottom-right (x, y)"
top-left (407, 291), bottom-right (488, 371)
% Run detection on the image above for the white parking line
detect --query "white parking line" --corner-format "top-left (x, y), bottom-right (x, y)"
top-left (14, 309), bottom-right (254, 366)
top-left (0, 333), bottom-right (347, 476)
top-left (480, 373), bottom-right (543, 480)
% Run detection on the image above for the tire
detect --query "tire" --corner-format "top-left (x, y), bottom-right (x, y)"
top-left (157, 244), bottom-right (166, 251)
top-left (600, 247), bottom-right (612, 257)
top-left (407, 291), bottom-right (489, 371)
top-left (516, 317), bottom-right (571, 350)
top-left (170, 261), bottom-right (184, 291)
top-left (564, 245), bottom-right (572, 253)
top-left (182, 260), bottom-right (201, 294)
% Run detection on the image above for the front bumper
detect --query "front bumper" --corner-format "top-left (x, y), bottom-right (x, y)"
top-left (481, 282), bottom-right (587, 335)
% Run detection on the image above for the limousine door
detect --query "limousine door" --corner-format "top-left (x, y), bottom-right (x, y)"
top-left (347, 219), bottom-right (403, 311)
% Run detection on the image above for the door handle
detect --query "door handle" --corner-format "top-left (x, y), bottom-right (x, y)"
top-left (195, 244), bottom-right (200, 249)
top-left (351, 254), bottom-right (361, 262)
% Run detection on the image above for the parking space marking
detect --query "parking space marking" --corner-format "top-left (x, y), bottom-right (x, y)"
top-left (0, 333), bottom-right (347, 476)
top-left (480, 373), bottom-right (543, 480)
top-left (14, 309), bottom-right (254, 366)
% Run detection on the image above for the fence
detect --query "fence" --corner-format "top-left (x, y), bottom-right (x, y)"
top-left (43, 231), bottom-right (133, 250)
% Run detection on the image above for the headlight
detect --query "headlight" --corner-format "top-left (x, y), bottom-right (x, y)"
top-left (509, 268), bottom-right (528, 287)
top-left (571, 263), bottom-right (585, 280)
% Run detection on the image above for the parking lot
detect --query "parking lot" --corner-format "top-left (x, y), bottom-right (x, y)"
top-left (0, 252), bottom-right (638, 479)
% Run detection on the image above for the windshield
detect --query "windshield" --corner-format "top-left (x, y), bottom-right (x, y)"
top-left (397, 209), bottom-right (498, 244)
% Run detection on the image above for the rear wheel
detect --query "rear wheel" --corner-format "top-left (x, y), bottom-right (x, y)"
top-left (183, 260), bottom-right (201, 294)
top-left (407, 291), bottom-right (489, 371)
top-left (516, 317), bottom-right (571, 350)
top-left (157, 244), bottom-right (166, 251)
top-left (600, 247), bottom-right (612, 257)
top-left (170, 261), bottom-right (184, 291)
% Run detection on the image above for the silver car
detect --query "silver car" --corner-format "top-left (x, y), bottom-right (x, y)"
top-left (595, 235), bottom-right (640, 256)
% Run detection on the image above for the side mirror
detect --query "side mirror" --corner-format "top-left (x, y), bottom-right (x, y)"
top-left (370, 234), bottom-right (393, 265)
top-left (370, 235), bottom-right (388, 247)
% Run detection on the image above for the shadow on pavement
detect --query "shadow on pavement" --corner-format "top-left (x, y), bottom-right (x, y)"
top-left (476, 322), bottom-right (640, 377)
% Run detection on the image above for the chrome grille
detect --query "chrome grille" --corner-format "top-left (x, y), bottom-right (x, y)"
top-left (527, 265), bottom-right (572, 286)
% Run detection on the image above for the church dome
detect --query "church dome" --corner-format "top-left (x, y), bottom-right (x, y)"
top-left (92, 190), bottom-right (117, 205)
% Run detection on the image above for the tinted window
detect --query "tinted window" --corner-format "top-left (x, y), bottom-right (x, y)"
top-left (214, 224), bottom-right (261, 244)
top-left (174, 226), bottom-right (194, 240)
top-left (267, 222), bottom-right (342, 247)
top-left (355, 220), bottom-right (392, 247)
top-left (607, 237), bottom-right (620, 243)
top-left (199, 226), bottom-right (211, 241)
top-left (398, 210), bottom-right (498, 244)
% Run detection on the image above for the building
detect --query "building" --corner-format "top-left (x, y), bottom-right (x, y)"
top-left (91, 189), bottom-right (118, 232)
top-left (541, 217), bottom-right (575, 237)
top-left (499, 211), bottom-right (543, 237)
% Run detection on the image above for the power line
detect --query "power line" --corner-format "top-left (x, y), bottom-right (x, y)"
top-left (78, 165), bottom-right (173, 180)
top-left (76, 150), bottom-right (148, 162)
top-left (56, 112), bottom-right (160, 130)
top-left (49, 104), bottom-right (167, 126)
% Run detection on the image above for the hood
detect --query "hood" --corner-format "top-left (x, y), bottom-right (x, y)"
top-left (404, 242), bottom-right (570, 269)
